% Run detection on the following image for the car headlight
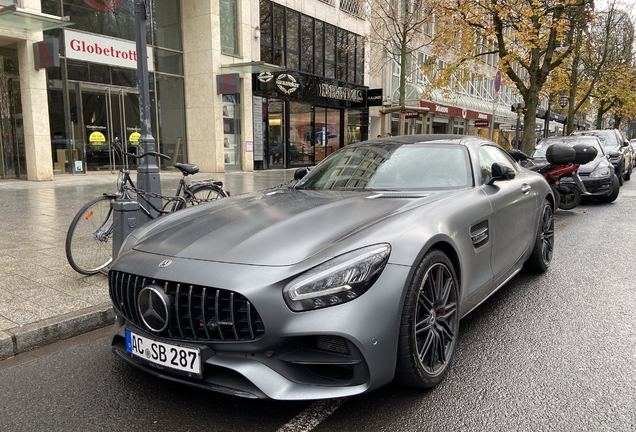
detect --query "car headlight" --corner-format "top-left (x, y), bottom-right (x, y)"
top-left (589, 166), bottom-right (611, 178)
top-left (283, 244), bottom-right (391, 312)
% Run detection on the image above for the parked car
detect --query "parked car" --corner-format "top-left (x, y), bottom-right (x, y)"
top-left (109, 135), bottom-right (555, 400)
top-left (528, 136), bottom-right (619, 203)
top-left (571, 129), bottom-right (630, 184)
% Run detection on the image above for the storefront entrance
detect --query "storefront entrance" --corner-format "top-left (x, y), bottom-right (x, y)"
top-left (75, 85), bottom-right (141, 172)
top-left (53, 84), bottom-right (141, 174)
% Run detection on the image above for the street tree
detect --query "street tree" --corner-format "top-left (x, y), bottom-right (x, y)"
top-left (367, 0), bottom-right (439, 135)
top-left (431, 0), bottom-right (593, 154)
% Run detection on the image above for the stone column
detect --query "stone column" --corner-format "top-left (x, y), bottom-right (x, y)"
top-left (18, 1), bottom-right (53, 181)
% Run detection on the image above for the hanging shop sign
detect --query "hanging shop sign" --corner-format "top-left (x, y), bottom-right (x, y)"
top-left (217, 73), bottom-right (240, 94)
top-left (366, 89), bottom-right (383, 106)
top-left (64, 29), bottom-right (154, 72)
top-left (33, 39), bottom-right (60, 70)
top-left (474, 120), bottom-right (490, 127)
top-left (253, 71), bottom-right (369, 109)
top-left (404, 112), bottom-right (421, 119)
top-left (420, 101), bottom-right (491, 121)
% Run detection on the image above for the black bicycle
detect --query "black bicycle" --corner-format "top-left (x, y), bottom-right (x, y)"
top-left (65, 141), bottom-right (228, 275)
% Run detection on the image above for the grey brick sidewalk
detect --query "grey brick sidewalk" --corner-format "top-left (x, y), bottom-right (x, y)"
top-left (0, 169), bottom-right (295, 360)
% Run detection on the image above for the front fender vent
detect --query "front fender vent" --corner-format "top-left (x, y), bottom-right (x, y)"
top-left (470, 220), bottom-right (489, 249)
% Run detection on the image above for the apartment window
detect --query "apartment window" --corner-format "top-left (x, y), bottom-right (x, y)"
top-left (220, 0), bottom-right (239, 55)
top-left (259, 0), bottom-right (363, 83)
top-left (301, 15), bottom-right (314, 74)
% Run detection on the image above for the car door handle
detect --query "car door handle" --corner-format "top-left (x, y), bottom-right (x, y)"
top-left (521, 184), bottom-right (531, 194)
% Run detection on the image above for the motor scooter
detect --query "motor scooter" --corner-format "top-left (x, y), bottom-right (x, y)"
top-left (508, 144), bottom-right (597, 210)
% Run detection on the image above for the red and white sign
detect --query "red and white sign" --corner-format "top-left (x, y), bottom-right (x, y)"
top-left (245, 141), bottom-right (253, 152)
top-left (420, 101), bottom-right (491, 121)
top-left (64, 29), bottom-right (154, 72)
top-left (474, 120), bottom-right (490, 127)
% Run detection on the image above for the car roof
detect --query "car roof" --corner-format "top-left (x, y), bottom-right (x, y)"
top-left (354, 134), bottom-right (493, 149)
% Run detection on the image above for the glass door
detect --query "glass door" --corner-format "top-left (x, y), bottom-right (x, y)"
top-left (315, 107), bottom-right (340, 163)
top-left (79, 85), bottom-right (140, 172)
top-left (267, 98), bottom-right (285, 168)
top-left (289, 102), bottom-right (314, 167)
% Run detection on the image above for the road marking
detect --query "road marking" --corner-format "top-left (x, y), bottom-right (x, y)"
top-left (276, 397), bottom-right (348, 432)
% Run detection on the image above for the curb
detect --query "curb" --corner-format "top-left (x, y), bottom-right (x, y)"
top-left (0, 303), bottom-right (114, 361)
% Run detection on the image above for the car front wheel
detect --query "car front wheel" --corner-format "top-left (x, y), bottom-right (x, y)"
top-left (524, 199), bottom-right (554, 273)
top-left (395, 249), bottom-right (459, 388)
top-left (598, 175), bottom-right (620, 203)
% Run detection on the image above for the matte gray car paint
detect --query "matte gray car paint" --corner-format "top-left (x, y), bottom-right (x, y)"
top-left (109, 136), bottom-right (553, 400)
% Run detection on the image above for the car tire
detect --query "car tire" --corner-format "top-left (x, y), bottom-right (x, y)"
top-left (598, 175), bottom-right (620, 203)
top-left (550, 185), bottom-right (561, 210)
top-left (557, 186), bottom-right (581, 210)
top-left (524, 199), bottom-right (554, 273)
top-left (618, 162), bottom-right (625, 186)
top-left (395, 249), bottom-right (459, 389)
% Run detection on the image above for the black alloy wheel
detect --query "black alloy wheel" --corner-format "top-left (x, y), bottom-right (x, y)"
top-left (396, 250), bottom-right (459, 388)
top-left (525, 199), bottom-right (554, 272)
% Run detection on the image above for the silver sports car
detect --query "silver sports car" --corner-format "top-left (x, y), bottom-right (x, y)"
top-left (109, 135), bottom-right (555, 400)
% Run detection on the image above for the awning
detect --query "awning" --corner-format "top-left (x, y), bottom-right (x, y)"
top-left (220, 61), bottom-right (285, 74)
top-left (0, 4), bottom-right (72, 32)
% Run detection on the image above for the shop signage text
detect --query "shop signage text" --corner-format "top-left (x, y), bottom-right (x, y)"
top-left (64, 29), bottom-right (154, 72)
top-left (318, 84), bottom-right (364, 103)
top-left (217, 73), bottom-right (240, 94)
top-left (367, 89), bottom-right (383, 106)
top-left (420, 100), bottom-right (491, 121)
top-left (276, 74), bottom-right (300, 95)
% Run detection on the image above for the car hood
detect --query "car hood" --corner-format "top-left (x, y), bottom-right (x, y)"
top-left (132, 189), bottom-right (455, 266)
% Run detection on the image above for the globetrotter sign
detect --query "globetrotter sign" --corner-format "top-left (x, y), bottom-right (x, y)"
top-left (64, 29), bottom-right (154, 72)
top-left (420, 101), bottom-right (491, 121)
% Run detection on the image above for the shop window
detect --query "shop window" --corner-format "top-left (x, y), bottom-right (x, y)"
top-left (301, 15), bottom-right (314, 74)
top-left (220, 0), bottom-right (239, 55)
top-left (156, 74), bottom-right (187, 166)
top-left (155, 48), bottom-right (183, 75)
top-left (62, 0), bottom-right (136, 41)
top-left (153, 0), bottom-right (182, 51)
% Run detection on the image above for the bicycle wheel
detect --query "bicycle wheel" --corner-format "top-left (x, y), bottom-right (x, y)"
top-left (65, 196), bottom-right (114, 275)
top-left (175, 184), bottom-right (228, 210)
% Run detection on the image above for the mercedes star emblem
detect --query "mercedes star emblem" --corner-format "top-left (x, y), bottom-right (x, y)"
top-left (137, 286), bottom-right (171, 332)
top-left (158, 259), bottom-right (173, 268)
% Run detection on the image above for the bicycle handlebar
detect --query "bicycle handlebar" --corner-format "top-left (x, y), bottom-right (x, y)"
top-left (113, 138), bottom-right (171, 161)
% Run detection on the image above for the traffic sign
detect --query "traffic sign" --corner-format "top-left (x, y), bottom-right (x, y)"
top-left (494, 71), bottom-right (501, 93)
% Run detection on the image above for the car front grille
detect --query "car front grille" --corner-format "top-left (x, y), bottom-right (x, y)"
top-left (109, 271), bottom-right (265, 342)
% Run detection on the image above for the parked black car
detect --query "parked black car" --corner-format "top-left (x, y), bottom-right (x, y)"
top-left (571, 129), bottom-right (630, 185)
top-left (529, 136), bottom-right (619, 203)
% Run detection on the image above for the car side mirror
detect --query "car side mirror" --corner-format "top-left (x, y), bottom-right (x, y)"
top-left (623, 141), bottom-right (629, 147)
top-left (487, 162), bottom-right (516, 185)
top-left (294, 167), bottom-right (310, 180)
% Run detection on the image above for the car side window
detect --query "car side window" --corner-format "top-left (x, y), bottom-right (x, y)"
top-left (479, 146), bottom-right (516, 185)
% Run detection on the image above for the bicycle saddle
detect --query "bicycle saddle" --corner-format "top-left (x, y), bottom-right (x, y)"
top-left (174, 163), bottom-right (200, 176)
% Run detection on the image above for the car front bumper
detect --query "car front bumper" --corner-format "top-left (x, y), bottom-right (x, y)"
top-left (109, 254), bottom-right (412, 400)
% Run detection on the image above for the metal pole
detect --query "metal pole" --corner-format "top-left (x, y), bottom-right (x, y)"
top-left (135, 0), bottom-right (162, 224)
top-left (489, 92), bottom-right (497, 141)
top-left (543, 95), bottom-right (551, 138)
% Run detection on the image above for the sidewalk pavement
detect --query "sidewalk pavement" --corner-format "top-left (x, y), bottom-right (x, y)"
top-left (0, 168), bottom-right (296, 360)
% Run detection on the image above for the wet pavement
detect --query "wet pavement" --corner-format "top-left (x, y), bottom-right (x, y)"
top-left (0, 169), bottom-right (296, 359)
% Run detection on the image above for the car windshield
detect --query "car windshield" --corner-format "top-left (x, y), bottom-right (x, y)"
top-left (574, 132), bottom-right (616, 148)
top-left (295, 143), bottom-right (472, 190)
top-left (533, 138), bottom-right (603, 158)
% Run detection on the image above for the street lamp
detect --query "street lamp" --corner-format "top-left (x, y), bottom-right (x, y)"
top-left (559, 96), bottom-right (568, 136)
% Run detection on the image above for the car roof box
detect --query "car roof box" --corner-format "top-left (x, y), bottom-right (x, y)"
top-left (572, 144), bottom-right (598, 164)
top-left (546, 144), bottom-right (576, 164)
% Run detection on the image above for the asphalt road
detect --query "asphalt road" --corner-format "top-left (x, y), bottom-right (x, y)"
top-left (1, 182), bottom-right (635, 432)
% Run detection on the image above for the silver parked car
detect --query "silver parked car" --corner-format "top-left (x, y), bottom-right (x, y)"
top-left (109, 135), bottom-right (555, 400)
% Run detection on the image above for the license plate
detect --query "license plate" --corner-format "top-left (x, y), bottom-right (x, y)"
top-left (126, 329), bottom-right (201, 376)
